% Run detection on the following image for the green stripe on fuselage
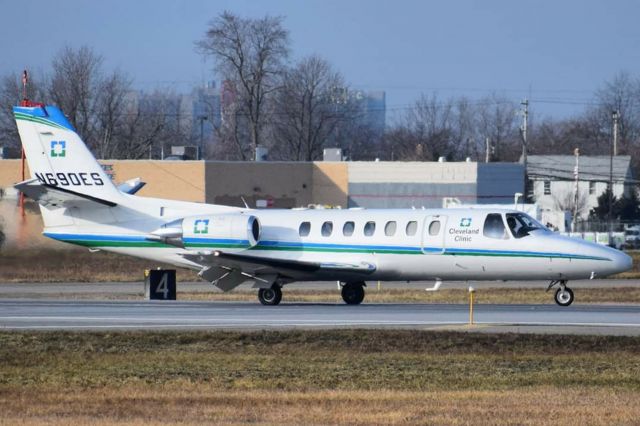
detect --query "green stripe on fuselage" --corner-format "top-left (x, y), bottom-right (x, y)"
top-left (51, 237), bottom-right (607, 261)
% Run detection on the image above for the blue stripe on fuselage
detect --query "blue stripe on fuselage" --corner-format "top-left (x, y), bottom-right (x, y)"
top-left (42, 232), bottom-right (611, 261)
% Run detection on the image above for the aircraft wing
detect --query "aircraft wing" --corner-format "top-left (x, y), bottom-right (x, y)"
top-left (181, 250), bottom-right (376, 292)
top-left (15, 179), bottom-right (117, 208)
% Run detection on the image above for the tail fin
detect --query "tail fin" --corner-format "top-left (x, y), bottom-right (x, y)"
top-left (13, 105), bottom-right (121, 203)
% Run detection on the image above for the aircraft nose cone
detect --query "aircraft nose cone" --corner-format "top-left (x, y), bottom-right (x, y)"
top-left (614, 250), bottom-right (633, 273)
top-left (593, 245), bottom-right (633, 277)
top-left (602, 247), bottom-right (633, 275)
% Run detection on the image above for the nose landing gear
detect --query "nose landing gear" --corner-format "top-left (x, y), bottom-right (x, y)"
top-left (547, 280), bottom-right (574, 306)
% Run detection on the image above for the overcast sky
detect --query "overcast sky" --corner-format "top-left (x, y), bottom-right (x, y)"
top-left (1, 0), bottom-right (639, 121)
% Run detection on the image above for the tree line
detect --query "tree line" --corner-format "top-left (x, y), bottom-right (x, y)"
top-left (1, 11), bottom-right (640, 176)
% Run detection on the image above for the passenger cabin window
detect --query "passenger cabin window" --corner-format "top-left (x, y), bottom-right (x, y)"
top-left (384, 221), bottom-right (397, 236)
top-left (428, 220), bottom-right (441, 236)
top-left (544, 181), bottom-right (551, 195)
top-left (343, 221), bottom-right (355, 236)
top-left (406, 221), bottom-right (418, 236)
top-left (321, 221), bottom-right (333, 237)
top-left (299, 222), bottom-right (311, 237)
top-left (364, 221), bottom-right (376, 236)
top-left (483, 213), bottom-right (507, 239)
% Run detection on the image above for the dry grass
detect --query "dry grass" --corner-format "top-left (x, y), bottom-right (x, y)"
top-left (0, 248), bottom-right (198, 282)
top-left (1, 386), bottom-right (639, 425)
top-left (0, 330), bottom-right (639, 425)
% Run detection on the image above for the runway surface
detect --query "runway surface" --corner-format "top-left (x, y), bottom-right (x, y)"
top-left (1, 299), bottom-right (639, 335)
top-left (1, 278), bottom-right (639, 299)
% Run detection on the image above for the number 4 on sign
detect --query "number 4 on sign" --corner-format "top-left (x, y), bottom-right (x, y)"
top-left (156, 273), bottom-right (169, 299)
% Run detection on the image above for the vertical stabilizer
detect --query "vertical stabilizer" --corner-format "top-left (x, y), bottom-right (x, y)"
top-left (13, 105), bottom-right (121, 203)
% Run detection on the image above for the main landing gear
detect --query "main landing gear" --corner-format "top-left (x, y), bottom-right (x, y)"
top-left (341, 281), bottom-right (366, 305)
top-left (257, 281), bottom-right (367, 306)
top-left (547, 280), bottom-right (574, 307)
top-left (258, 285), bottom-right (282, 306)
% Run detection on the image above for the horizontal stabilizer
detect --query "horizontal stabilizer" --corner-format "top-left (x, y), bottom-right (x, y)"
top-left (14, 179), bottom-right (118, 208)
top-left (117, 178), bottom-right (146, 195)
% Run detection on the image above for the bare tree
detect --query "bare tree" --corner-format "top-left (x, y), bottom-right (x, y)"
top-left (94, 70), bottom-right (132, 159)
top-left (271, 56), bottom-right (345, 161)
top-left (451, 97), bottom-right (478, 160)
top-left (49, 46), bottom-right (103, 144)
top-left (476, 94), bottom-right (519, 161)
top-left (589, 71), bottom-right (640, 159)
top-left (116, 90), bottom-right (176, 160)
top-left (385, 93), bottom-right (454, 161)
top-left (552, 188), bottom-right (589, 217)
top-left (528, 117), bottom-right (603, 156)
top-left (212, 79), bottom-right (252, 160)
top-left (197, 11), bottom-right (289, 159)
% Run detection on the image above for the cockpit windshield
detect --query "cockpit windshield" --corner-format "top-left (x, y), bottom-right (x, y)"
top-left (505, 213), bottom-right (549, 239)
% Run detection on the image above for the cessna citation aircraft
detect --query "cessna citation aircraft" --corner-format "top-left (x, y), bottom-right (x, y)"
top-left (13, 103), bottom-right (633, 306)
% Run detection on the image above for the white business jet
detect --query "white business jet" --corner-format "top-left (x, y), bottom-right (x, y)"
top-left (12, 103), bottom-right (633, 306)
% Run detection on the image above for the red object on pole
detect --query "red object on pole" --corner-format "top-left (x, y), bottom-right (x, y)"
top-left (19, 99), bottom-right (44, 108)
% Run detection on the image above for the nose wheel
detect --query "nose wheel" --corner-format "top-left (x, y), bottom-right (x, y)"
top-left (554, 287), bottom-right (574, 306)
top-left (547, 280), bottom-right (574, 307)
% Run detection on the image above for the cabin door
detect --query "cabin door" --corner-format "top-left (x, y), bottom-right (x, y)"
top-left (422, 215), bottom-right (447, 254)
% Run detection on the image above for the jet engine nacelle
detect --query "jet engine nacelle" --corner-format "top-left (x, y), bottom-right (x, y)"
top-left (149, 213), bottom-right (261, 249)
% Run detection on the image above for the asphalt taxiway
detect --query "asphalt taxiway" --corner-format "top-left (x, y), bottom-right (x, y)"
top-left (1, 299), bottom-right (639, 335)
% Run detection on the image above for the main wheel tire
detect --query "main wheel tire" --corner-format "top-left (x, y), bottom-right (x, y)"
top-left (341, 283), bottom-right (365, 305)
top-left (554, 287), bottom-right (574, 307)
top-left (258, 286), bottom-right (282, 306)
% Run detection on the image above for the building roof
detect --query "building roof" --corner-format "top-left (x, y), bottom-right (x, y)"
top-left (527, 155), bottom-right (633, 183)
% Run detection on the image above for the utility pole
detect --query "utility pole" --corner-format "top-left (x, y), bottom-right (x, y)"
top-left (612, 110), bottom-right (619, 156)
top-left (520, 99), bottom-right (529, 200)
top-left (608, 111), bottom-right (616, 242)
top-left (520, 99), bottom-right (528, 163)
top-left (571, 148), bottom-right (580, 232)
